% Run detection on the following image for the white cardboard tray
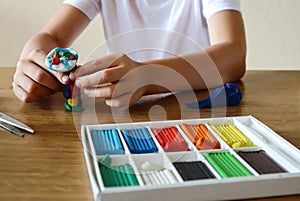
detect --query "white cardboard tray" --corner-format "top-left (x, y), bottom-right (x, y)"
top-left (81, 115), bottom-right (300, 201)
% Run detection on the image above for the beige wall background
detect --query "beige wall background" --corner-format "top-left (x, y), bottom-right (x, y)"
top-left (0, 0), bottom-right (299, 70)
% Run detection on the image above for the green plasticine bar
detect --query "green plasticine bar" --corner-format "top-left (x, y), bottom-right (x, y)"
top-left (205, 152), bottom-right (253, 178)
top-left (100, 165), bottom-right (115, 187)
top-left (223, 152), bottom-right (252, 176)
top-left (204, 153), bottom-right (229, 178)
top-left (123, 163), bottom-right (139, 186)
top-left (212, 153), bottom-right (239, 177)
top-left (119, 165), bottom-right (130, 186)
top-left (110, 167), bottom-right (122, 186)
top-left (215, 153), bottom-right (244, 177)
top-left (99, 155), bottom-right (124, 187)
top-left (113, 166), bottom-right (125, 186)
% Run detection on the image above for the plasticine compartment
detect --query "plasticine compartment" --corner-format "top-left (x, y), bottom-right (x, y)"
top-left (235, 149), bottom-right (288, 175)
top-left (87, 128), bottom-right (126, 156)
top-left (96, 154), bottom-right (142, 190)
top-left (120, 127), bottom-right (159, 154)
top-left (167, 151), bottom-right (220, 180)
top-left (149, 126), bottom-right (194, 152)
top-left (199, 149), bottom-right (259, 178)
top-left (207, 122), bottom-right (256, 149)
top-left (131, 153), bottom-right (183, 186)
top-left (176, 123), bottom-right (228, 150)
top-left (81, 116), bottom-right (300, 201)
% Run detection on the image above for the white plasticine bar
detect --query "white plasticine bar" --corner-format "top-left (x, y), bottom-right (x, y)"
top-left (141, 171), bottom-right (152, 186)
top-left (158, 170), bottom-right (169, 184)
top-left (146, 171), bottom-right (159, 185)
top-left (153, 172), bottom-right (164, 185)
top-left (141, 169), bottom-right (179, 186)
top-left (133, 153), bottom-right (183, 184)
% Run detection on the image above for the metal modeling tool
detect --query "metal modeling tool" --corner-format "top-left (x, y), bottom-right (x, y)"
top-left (0, 112), bottom-right (34, 137)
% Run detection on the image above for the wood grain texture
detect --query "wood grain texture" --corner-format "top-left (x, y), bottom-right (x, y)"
top-left (0, 68), bottom-right (299, 201)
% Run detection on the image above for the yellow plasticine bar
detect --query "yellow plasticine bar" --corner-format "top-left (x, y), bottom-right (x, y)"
top-left (223, 125), bottom-right (240, 142)
top-left (226, 125), bottom-right (255, 147)
top-left (210, 125), bottom-right (232, 145)
top-left (210, 124), bottom-right (255, 148)
top-left (228, 125), bottom-right (252, 142)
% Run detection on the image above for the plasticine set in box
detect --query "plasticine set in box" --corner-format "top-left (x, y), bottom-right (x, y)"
top-left (81, 116), bottom-right (300, 201)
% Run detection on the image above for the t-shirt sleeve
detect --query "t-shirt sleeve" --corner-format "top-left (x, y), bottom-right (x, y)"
top-left (63, 0), bottom-right (101, 20)
top-left (202, 0), bottom-right (240, 21)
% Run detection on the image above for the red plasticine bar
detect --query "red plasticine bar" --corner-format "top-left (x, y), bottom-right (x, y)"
top-left (180, 124), bottom-right (220, 150)
top-left (152, 127), bottom-right (189, 152)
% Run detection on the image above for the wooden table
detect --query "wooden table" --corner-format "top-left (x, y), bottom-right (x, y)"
top-left (0, 67), bottom-right (299, 201)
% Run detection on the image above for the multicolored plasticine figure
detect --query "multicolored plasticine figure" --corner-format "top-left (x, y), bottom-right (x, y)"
top-left (45, 47), bottom-right (84, 112)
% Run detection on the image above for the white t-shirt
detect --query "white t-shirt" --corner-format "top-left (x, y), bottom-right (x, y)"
top-left (64, 0), bottom-right (240, 61)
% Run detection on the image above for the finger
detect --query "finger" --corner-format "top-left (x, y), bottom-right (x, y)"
top-left (14, 71), bottom-right (57, 97)
top-left (17, 59), bottom-right (63, 91)
top-left (83, 84), bottom-right (118, 99)
top-left (27, 49), bottom-right (67, 83)
top-left (72, 52), bottom-right (124, 77)
top-left (75, 66), bottom-right (128, 88)
top-left (105, 87), bottom-right (144, 107)
top-left (13, 82), bottom-right (43, 103)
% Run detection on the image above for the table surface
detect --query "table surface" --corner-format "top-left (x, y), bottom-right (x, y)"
top-left (0, 67), bottom-right (299, 201)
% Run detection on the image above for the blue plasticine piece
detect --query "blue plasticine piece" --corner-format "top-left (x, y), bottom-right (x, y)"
top-left (122, 128), bottom-right (158, 154)
top-left (91, 129), bottom-right (124, 155)
top-left (63, 84), bottom-right (72, 99)
top-left (185, 83), bottom-right (242, 108)
top-left (133, 129), bottom-right (144, 151)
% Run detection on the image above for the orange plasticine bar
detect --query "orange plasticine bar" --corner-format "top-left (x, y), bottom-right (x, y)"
top-left (180, 124), bottom-right (220, 150)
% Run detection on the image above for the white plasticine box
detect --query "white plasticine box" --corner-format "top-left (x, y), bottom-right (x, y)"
top-left (81, 115), bottom-right (300, 201)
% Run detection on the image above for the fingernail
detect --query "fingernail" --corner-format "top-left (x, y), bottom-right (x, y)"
top-left (84, 89), bottom-right (91, 95)
top-left (62, 75), bottom-right (69, 82)
top-left (75, 79), bottom-right (81, 87)
top-left (69, 73), bottom-right (76, 81)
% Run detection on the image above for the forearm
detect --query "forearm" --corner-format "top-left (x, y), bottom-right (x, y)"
top-left (20, 32), bottom-right (62, 59)
top-left (141, 42), bottom-right (246, 95)
top-left (141, 10), bottom-right (246, 95)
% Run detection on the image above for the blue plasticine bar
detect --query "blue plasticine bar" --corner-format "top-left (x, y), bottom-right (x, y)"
top-left (122, 128), bottom-right (158, 154)
top-left (91, 129), bottom-right (124, 155)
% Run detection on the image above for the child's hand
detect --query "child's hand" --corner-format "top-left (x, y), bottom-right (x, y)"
top-left (69, 53), bottom-right (147, 107)
top-left (13, 49), bottom-right (69, 102)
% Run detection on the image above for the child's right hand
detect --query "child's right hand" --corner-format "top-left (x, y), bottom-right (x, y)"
top-left (13, 49), bottom-right (67, 102)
